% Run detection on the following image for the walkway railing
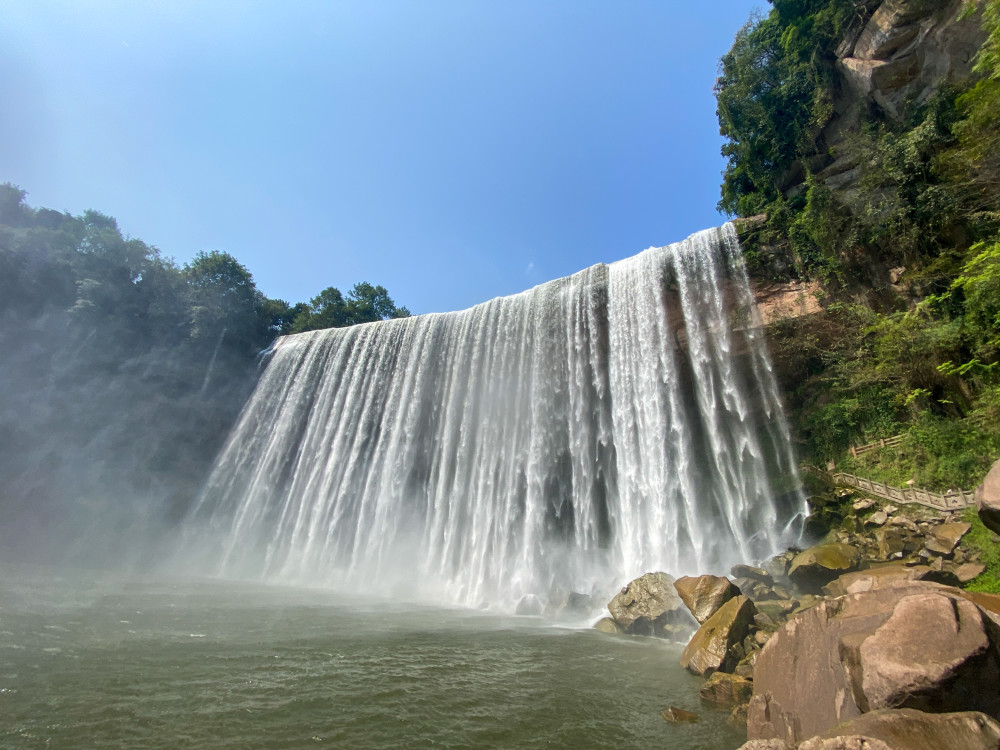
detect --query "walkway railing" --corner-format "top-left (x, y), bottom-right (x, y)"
top-left (803, 465), bottom-right (974, 511)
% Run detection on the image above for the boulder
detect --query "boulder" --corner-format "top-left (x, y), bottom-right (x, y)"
top-left (737, 742), bottom-right (790, 750)
top-left (661, 706), bottom-right (699, 723)
top-left (976, 458), bottom-right (1000, 535)
top-left (924, 522), bottom-right (971, 556)
top-left (956, 562), bottom-right (987, 583)
top-left (873, 528), bottom-right (905, 560)
top-left (788, 543), bottom-right (863, 592)
top-left (865, 510), bottom-right (888, 527)
top-left (699, 672), bottom-right (753, 705)
top-left (592, 617), bottom-right (621, 634)
top-left (680, 594), bottom-right (757, 676)
top-left (606, 572), bottom-right (695, 638)
top-left (959, 590), bottom-right (1000, 625)
top-left (747, 580), bottom-right (1000, 745)
top-left (674, 574), bottom-right (741, 624)
top-left (823, 564), bottom-right (932, 598)
top-left (798, 708), bottom-right (1000, 750)
top-left (731, 565), bottom-right (775, 586)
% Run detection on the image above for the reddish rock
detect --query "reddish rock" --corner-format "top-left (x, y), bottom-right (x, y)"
top-left (956, 562), bottom-right (987, 583)
top-left (924, 522), bottom-right (971, 556)
top-left (674, 574), bottom-right (741, 624)
top-left (606, 572), bottom-right (695, 638)
top-left (976, 458), bottom-right (1000, 536)
top-left (798, 708), bottom-right (1000, 750)
top-left (680, 594), bottom-right (757, 676)
top-left (823, 564), bottom-right (931, 598)
top-left (747, 581), bottom-right (1000, 745)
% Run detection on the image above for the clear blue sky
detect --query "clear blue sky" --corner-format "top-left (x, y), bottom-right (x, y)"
top-left (3, 1), bottom-right (762, 314)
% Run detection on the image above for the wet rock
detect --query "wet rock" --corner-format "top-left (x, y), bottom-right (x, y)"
top-left (747, 581), bottom-right (1000, 745)
top-left (977, 459), bottom-right (1000, 535)
top-left (798, 708), bottom-right (1000, 750)
top-left (699, 672), bottom-right (753, 705)
top-left (762, 554), bottom-right (792, 581)
top-left (823, 564), bottom-right (932, 598)
top-left (788, 543), bottom-right (863, 592)
top-left (661, 706), bottom-right (699, 723)
top-left (680, 594), bottom-right (757, 676)
top-left (592, 617), bottom-right (621, 634)
top-left (607, 572), bottom-right (695, 638)
top-left (924, 521), bottom-right (971, 556)
top-left (731, 565), bottom-right (774, 586)
top-left (674, 574), bottom-right (741, 624)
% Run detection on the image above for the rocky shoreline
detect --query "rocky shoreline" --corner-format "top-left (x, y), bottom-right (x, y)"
top-left (596, 461), bottom-right (1000, 749)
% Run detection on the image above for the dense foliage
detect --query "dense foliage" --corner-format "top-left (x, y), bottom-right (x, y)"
top-left (717, 0), bottom-right (1000, 490)
top-left (0, 185), bottom-right (408, 562)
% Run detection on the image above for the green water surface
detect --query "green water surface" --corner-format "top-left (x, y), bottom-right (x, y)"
top-left (1, 566), bottom-right (743, 749)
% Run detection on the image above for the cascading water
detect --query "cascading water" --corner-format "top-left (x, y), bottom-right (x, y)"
top-left (183, 224), bottom-right (806, 609)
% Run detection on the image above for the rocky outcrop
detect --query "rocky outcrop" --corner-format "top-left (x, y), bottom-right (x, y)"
top-left (747, 581), bottom-right (1000, 745)
top-left (823, 564), bottom-right (933, 598)
top-left (674, 574), bottom-right (741, 624)
top-left (699, 671), bottom-right (753, 706)
top-left (606, 571), bottom-right (695, 638)
top-left (976, 458), bottom-right (1000, 535)
top-left (924, 521), bottom-right (972, 555)
top-left (787, 542), bottom-right (863, 592)
top-left (680, 594), bottom-right (757, 676)
top-left (798, 708), bottom-right (1000, 750)
top-left (837, 0), bottom-right (985, 122)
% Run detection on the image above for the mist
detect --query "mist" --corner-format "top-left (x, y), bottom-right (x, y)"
top-left (0, 186), bottom-right (268, 568)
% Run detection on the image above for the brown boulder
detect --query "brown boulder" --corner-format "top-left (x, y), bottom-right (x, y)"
top-left (661, 706), bottom-right (699, 723)
top-left (976, 458), bottom-right (1000, 536)
top-left (924, 522), bottom-right (971, 556)
top-left (747, 581), bottom-right (1000, 745)
top-left (788, 543), bottom-right (863, 592)
top-left (798, 708), bottom-right (1000, 750)
top-left (822, 564), bottom-right (931, 598)
top-left (699, 671), bottom-right (753, 705)
top-left (607, 571), bottom-right (695, 638)
top-left (674, 574), bottom-right (740, 624)
top-left (592, 617), bottom-right (621, 634)
top-left (680, 594), bottom-right (757, 676)
top-left (956, 562), bottom-right (987, 583)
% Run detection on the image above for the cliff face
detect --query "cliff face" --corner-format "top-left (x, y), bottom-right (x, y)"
top-left (808, 0), bottom-right (985, 199)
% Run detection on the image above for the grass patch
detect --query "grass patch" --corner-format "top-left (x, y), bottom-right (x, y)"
top-left (962, 509), bottom-right (1000, 594)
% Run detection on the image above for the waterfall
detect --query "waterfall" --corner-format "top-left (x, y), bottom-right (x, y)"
top-left (183, 224), bottom-right (806, 609)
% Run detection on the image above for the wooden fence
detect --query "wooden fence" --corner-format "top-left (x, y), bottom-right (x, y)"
top-left (849, 435), bottom-right (903, 458)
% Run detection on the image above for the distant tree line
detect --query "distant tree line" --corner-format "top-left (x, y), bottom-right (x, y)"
top-left (0, 184), bottom-right (409, 564)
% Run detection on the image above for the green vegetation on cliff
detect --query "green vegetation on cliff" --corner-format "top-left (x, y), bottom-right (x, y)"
top-left (717, 0), bottom-right (1000, 489)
